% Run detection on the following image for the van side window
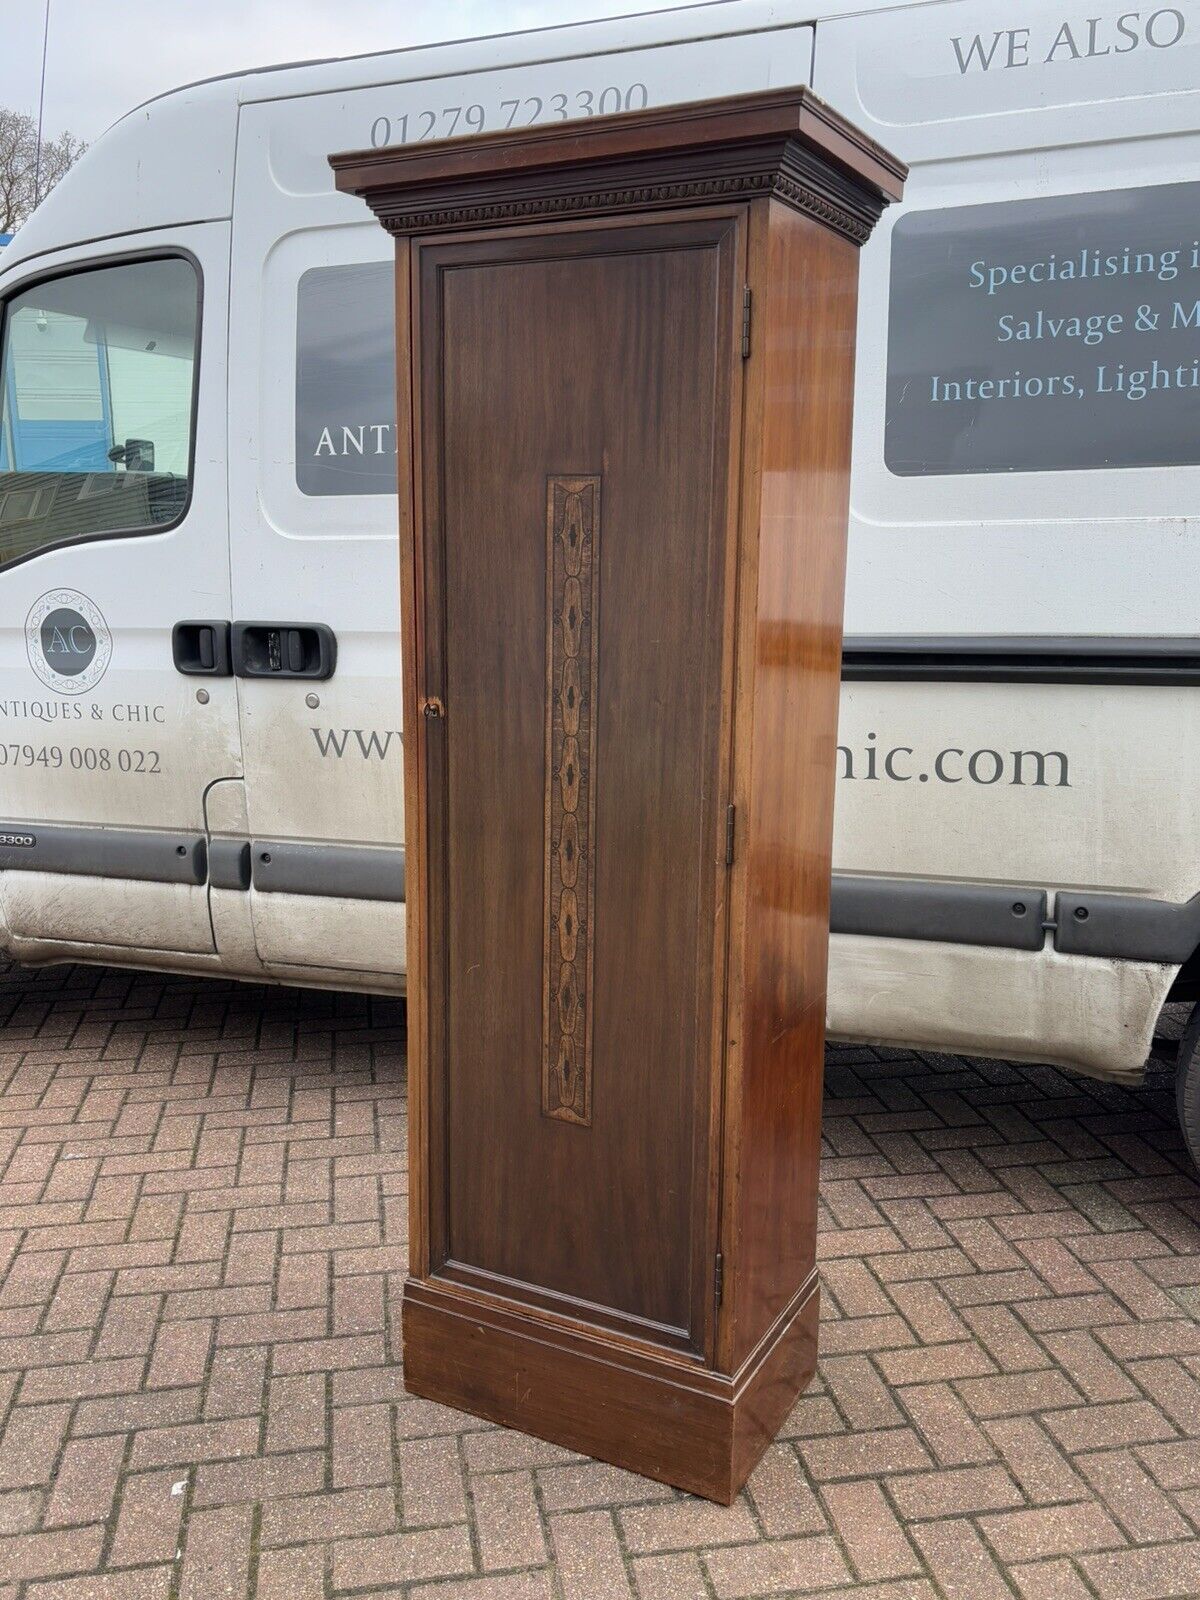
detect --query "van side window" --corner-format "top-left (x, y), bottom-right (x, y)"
top-left (295, 262), bottom-right (395, 496)
top-left (0, 255), bottom-right (199, 566)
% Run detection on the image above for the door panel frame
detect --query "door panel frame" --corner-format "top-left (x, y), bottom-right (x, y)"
top-left (404, 205), bottom-right (749, 1363)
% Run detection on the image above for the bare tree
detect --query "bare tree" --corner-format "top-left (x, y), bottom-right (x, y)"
top-left (0, 108), bottom-right (86, 234)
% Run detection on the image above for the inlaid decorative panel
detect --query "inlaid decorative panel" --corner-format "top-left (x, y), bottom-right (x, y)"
top-left (543, 476), bottom-right (600, 1125)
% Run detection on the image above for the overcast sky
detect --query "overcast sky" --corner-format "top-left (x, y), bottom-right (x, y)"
top-left (0, 0), bottom-right (684, 144)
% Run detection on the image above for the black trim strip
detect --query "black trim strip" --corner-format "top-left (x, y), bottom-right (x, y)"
top-left (831, 874), bottom-right (1046, 951)
top-left (209, 839), bottom-right (251, 891)
top-left (0, 824), bottom-right (406, 901)
top-left (841, 636), bottom-right (1200, 687)
top-left (1054, 890), bottom-right (1200, 964)
top-left (251, 841), bottom-right (406, 902)
top-left (0, 823), bottom-right (206, 885)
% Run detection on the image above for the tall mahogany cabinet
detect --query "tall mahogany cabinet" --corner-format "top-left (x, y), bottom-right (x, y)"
top-left (332, 90), bottom-right (903, 1502)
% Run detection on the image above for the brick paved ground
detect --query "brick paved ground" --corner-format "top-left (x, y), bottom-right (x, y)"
top-left (2, 956), bottom-right (1200, 1599)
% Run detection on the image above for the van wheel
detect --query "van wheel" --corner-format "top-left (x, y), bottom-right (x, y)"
top-left (1175, 1006), bottom-right (1200, 1169)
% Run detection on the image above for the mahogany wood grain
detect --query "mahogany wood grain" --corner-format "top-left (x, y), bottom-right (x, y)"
top-left (403, 1270), bottom-right (818, 1504)
top-left (335, 88), bottom-right (905, 1502)
top-left (719, 197), bottom-right (861, 1376)
top-left (420, 218), bottom-right (738, 1345)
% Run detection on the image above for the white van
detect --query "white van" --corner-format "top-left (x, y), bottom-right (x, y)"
top-left (3, 1), bottom-right (1200, 1142)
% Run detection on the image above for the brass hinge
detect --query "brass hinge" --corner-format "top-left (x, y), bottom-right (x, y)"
top-left (741, 285), bottom-right (752, 359)
top-left (714, 1252), bottom-right (725, 1306)
top-left (724, 804), bottom-right (736, 868)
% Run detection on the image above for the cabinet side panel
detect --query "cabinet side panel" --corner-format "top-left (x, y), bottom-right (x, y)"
top-left (730, 202), bottom-right (859, 1369)
top-left (396, 237), bottom-right (431, 1278)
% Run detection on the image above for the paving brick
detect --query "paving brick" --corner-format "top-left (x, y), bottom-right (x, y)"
top-left (203, 1344), bottom-right (268, 1419)
top-left (0, 1523), bottom-right (105, 1580)
top-left (128, 1415), bottom-right (259, 1471)
top-left (73, 1386), bottom-right (200, 1438)
top-left (799, 1422), bottom-right (936, 1482)
top-left (463, 1431), bottom-right (580, 1473)
top-left (1039, 1330), bottom-right (1139, 1401)
top-left (820, 1258), bottom-right (893, 1319)
top-left (42, 1271), bottom-right (112, 1332)
top-left (147, 1317), bottom-right (212, 1388)
top-left (1097, 1320), bottom-right (1200, 1360)
top-left (823, 1353), bottom-right (906, 1429)
top-left (255, 1546), bottom-right (326, 1600)
top-left (550, 1508), bottom-right (633, 1600)
top-left (178, 1504), bottom-right (253, 1600)
top-left (271, 1332), bottom-right (383, 1374)
top-left (0, 1487), bottom-right (41, 1534)
top-left (399, 1433), bottom-right (469, 1526)
top-left (620, 1498), bottom-right (758, 1554)
top-left (1008, 1556), bottom-right (1098, 1600)
top-left (472, 1470), bottom-right (548, 1568)
top-left (744, 1441), bottom-right (827, 1535)
top-left (539, 1460), bottom-right (674, 1514)
top-left (265, 1372), bottom-right (326, 1453)
top-left (1138, 1438), bottom-right (1200, 1490)
top-left (887, 1279), bottom-right (971, 1343)
top-left (42, 1435), bottom-right (125, 1527)
top-left (18, 1356), bottom-right (146, 1404)
top-left (108, 1469), bottom-right (187, 1566)
top-left (261, 1485), bottom-right (396, 1545)
top-left (984, 1416), bottom-right (1087, 1504)
top-left (1043, 1400), bottom-right (1179, 1454)
top-left (702, 1535), bottom-right (850, 1598)
top-left (887, 1464), bottom-right (1024, 1520)
top-left (0, 1403), bottom-right (71, 1488)
top-left (821, 1479), bottom-right (921, 1579)
top-left (956, 1369), bottom-right (1084, 1418)
top-left (332, 1523), bottom-right (475, 1589)
top-left (1080, 1541), bottom-right (1200, 1600)
top-left (332, 1399), bottom-right (393, 1488)
top-left (631, 1552), bottom-right (710, 1599)
top-left (910, 1517), bottom-right (1016, 1600)
top-left (1131, 1356), bottom-right (1200, 1434)
top-left (978, 1500), bottom-right (1126, 1561)
top-left (93, 1294), bottom-right (161, 1360)
top-left (275, 1253), bottom-right (329, 1310)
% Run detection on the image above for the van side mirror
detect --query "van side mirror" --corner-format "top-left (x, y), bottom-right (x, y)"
top-left (107, 437), bottom-right (155, 472)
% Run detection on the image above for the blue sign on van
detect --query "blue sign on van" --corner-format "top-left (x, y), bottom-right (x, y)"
top-left (886, 181), bottom-right (1200, 475)
top-left (295, 263), bottom-right (397, 496)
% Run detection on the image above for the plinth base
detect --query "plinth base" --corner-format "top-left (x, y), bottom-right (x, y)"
top-left (401, 1273), bottom-right (819, 1503)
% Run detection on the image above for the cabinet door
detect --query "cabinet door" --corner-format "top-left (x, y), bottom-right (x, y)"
top-left (416, 215), bottom-right (741, 1352)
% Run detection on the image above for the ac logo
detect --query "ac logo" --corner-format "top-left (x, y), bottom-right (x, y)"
top-left (25, 589), bottom-right (112, 694)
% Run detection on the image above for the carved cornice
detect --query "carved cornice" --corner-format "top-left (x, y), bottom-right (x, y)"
top-left (370, 147), bottom-right (879, 245)
top-left (334, 90), bottom-right (903, 246)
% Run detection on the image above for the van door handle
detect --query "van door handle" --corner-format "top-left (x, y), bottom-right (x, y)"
top-left (231, 622), bottom-right (337, 680)
top-left (173, 620), bottom-right (232, 676)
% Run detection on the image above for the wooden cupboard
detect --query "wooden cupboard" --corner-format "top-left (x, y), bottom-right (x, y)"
top-left (332, 89), bottom-right (904, 1502)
